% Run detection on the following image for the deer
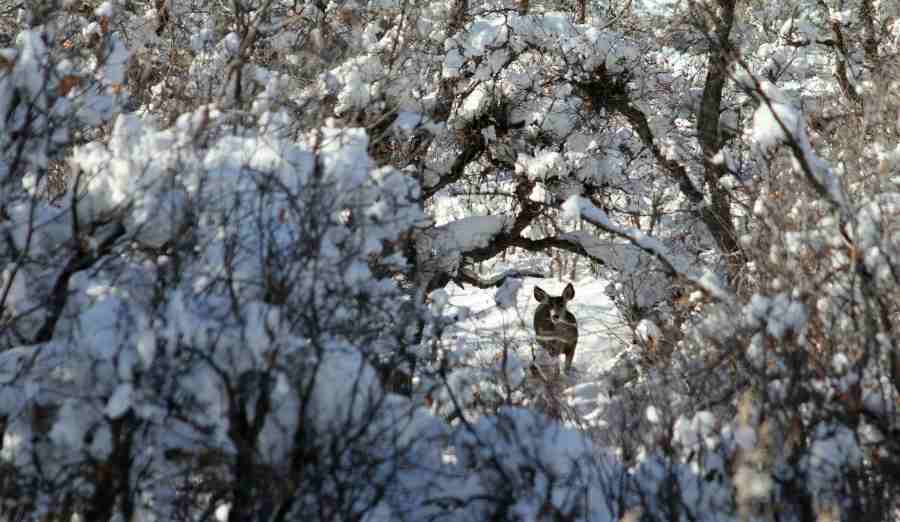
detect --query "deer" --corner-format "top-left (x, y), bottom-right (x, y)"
top-left (533, 283), bottom-right (578, 375)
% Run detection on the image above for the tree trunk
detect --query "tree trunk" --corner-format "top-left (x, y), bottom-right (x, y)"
top-left (695, 0), bottom-right (745, 276)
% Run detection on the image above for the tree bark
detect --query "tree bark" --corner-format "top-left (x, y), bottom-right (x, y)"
top-left (695, 0), bottom-right (744, 271)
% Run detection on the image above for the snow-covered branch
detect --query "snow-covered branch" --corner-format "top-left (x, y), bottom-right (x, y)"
top-left (455, 267), bottom-right (546, 288)
top-left (735, 65), bottom-right (851, 220)
top-left (563, 196), bottom-right (736, 306)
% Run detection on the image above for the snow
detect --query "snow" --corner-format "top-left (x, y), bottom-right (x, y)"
top-left (308, 347), bottom-right (381, 433)
top-left (645, 405), bottom-right (661, 423)
top-left (517, 149), bottom-right (568, 180)
top-left (743, 79), bottom-right (850, 213)
top-left (452, 405), bottom-right (624, 520)
top-left (97, 35), bottom-right (130, 85)
top-left (455, 83), bottom-right (490, 123)
top-left (829, 9), bottom-right (853, 24)
top-left (50, 400), bottom-right (94, 451)
top-left (83, 22), bottom-right (103, 39)
top-left (529, 182), bottom-right (549, 203)
top-left (674, 411), bottom-right (720, 451)
top-left (803, 423), bottom-right (862, 500)
top-left (455, 17), bottom-right (508, 61)
top-left (854, 193), bottom-right (900, 269)
top-left (223, 32), bottom-right (241, 56)
top-left (0, 265), bottom-right (27, 313)
top-left (15, 30), bottom-right (49, 97)
top-left (635, 319), bottom-right (661, 344)
top-left (136, 326), bottom-right (157, 368)
top-left (94, 1), bottom-right (114, 18)
top-left (106, 383), bottom-right (134, 418)
top-left (214, 504), bottom-right (231, 522)
top-left (393, 111), bottom-right (424, 132)
top-left (442, 48), bottom-right (464, 78)
top-left (748, 81), bottom-right (802, 151)
top-left (71, 114), bottom-right (192, 247)
top-left (494, 277), bottom-right (522, 309)
top-left (430, 215), bottom-right (509, 253)
top-left (329, 55), bottom-right (385, 115)
top-left (744, 292), bottom-right (808, 342)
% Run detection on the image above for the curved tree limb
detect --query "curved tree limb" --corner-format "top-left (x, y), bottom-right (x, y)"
top-left (564, 196), bottom-right (736, 306)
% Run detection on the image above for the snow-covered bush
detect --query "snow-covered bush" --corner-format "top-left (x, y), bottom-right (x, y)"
top-left (450, 406), bottom-right (627, 520)
top-left (0, 102), bottom-right (436, 518)
top-left (1, 9), bottom-right (438, 514)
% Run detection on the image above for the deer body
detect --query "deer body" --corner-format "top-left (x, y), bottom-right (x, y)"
top-left (533, 283), bottom-right (578, 373)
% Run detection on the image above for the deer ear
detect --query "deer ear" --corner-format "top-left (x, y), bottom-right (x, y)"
top-left (563, 283), bottom-right (575, 301)
top-left (534, 286), bottom-right (548, 302)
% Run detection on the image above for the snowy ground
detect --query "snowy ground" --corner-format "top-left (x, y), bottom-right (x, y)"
top-left (443, 275), bottom-right (634, 423)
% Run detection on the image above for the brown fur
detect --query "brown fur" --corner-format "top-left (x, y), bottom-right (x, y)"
top-left (533, 283), bottom-right (578, 373)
